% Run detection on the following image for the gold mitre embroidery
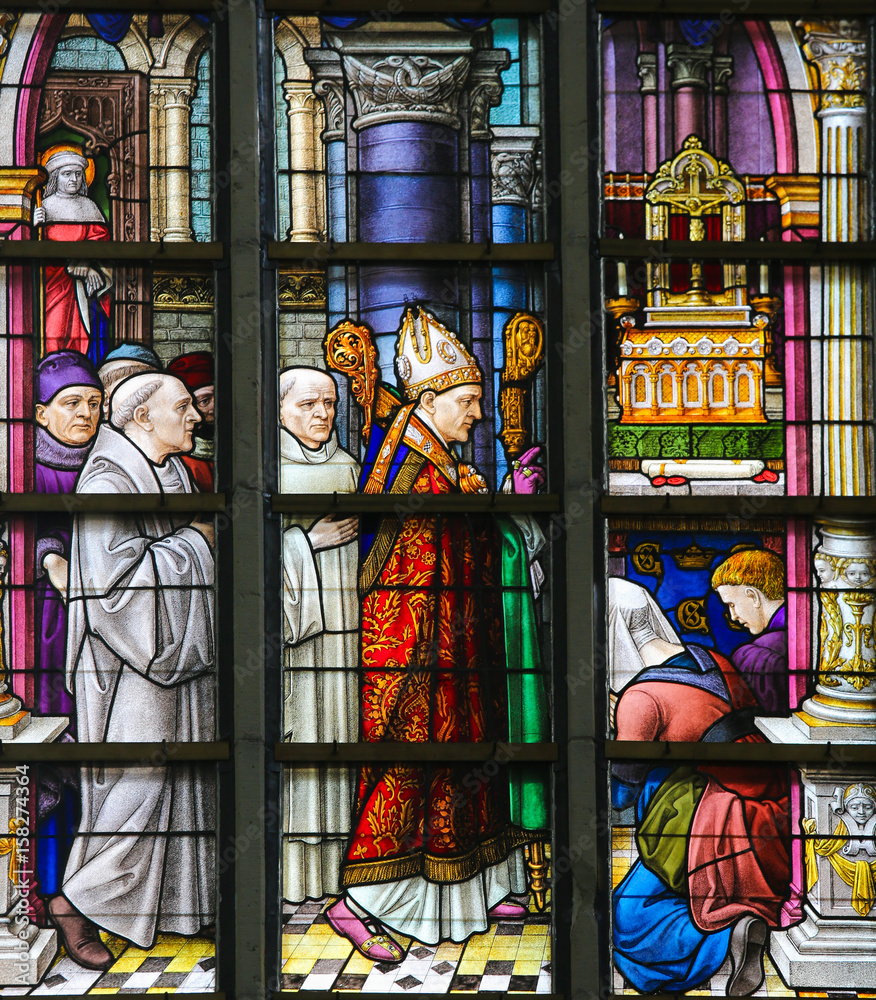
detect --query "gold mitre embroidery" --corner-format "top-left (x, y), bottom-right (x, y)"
top-left (395, 307), bottom-right (482, 400)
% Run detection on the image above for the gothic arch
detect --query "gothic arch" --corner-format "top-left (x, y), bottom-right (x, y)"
top-left (153, 15), bottom-right (209, 78)
top-left (744, 19), bottom-right (818, 174)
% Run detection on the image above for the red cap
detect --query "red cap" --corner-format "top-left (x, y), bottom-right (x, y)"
top-left (168, 352), bottom-right (213, 392)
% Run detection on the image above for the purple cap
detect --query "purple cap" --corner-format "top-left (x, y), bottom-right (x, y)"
top-left (36, 351), bottom-right (102, 405)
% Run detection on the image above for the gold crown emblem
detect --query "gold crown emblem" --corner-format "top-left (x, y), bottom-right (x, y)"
top-left (672, 542), bottom-right (718, 570)
top-left (395, 307), bottom-right (482, 401)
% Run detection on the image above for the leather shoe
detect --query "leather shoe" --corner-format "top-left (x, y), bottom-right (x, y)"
top-left (47, 894), bottom-right (114, 972)
top-left (727, 915), bottom-right (767, 996)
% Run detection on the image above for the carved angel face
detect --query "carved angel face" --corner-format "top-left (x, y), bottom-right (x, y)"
top-left (847, 794), bottom-right (876, 826)
top-left (814, 555), bottom-right (836, 586)
top-left (844, 562), bottom-right (874, 587)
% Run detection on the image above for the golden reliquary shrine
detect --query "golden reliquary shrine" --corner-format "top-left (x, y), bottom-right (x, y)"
top-left (607, 137), bottom-right (782, 425)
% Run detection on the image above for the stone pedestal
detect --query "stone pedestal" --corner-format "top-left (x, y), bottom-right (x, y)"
top-left (0, 716), bottom-right (66, 985)
top-left (751, 751), bottom-right (876, 989)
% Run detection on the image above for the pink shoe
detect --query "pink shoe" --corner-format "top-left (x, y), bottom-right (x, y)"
top-left (489, 900), bottom-right (528, 919)
top-left (326, 898), bottom-right (405, 963)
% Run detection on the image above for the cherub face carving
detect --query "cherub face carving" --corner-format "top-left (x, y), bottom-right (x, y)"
top-left (844, 562), bottom-right (874, 587)
top-left (814, 555), bottom-right (835, 586)
top-left (847, 794), bottom-right (876, 827)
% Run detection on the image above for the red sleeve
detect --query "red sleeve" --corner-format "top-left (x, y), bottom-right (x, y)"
top-left (44, 222), bottom-right (110, 242)
top-left (616, 688), bottom-right (663, 741)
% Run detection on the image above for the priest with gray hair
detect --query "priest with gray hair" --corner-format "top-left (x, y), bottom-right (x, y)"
top-left (279, 365), bottom-right (360, 903)
top-left (47, 372), bottom-right (216, 970)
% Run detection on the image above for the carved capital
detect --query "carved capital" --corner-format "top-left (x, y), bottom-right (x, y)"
top-left (326, 30), bottom-right (474, 131)
top-left (636, 52), bottom-right (658, 95)
top-left (152, 78), bottom-right (196, 110)
top-left (305, 48), bottom-right (346, 141)
top-left (490, 126), bottom-right (540, 208)
top-left (666, 43), bottom-right (713, 90)
top-left (153, 271), bottom-right (214, 311)
top-left (283, 81), bottom-right (319, 116)
top-left (798, 20), bottom-right (867, 110)
top-left (469, 49), bottom-right (510, 141)
top-left (713, 55), bottom-right (734, 95)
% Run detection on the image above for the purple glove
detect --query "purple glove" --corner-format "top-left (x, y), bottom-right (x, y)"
top-left (512, 445), bottom-right (546, 495)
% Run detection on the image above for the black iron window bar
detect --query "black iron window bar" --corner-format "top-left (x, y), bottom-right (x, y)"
top-left (0, 243), bottom-right (223, 261)
top-left (268, 242), bottom-right (555, 261)
top-left (595, 0), bottom-right (875, 13)
top-left (600, 239), bottom-right (876, 261)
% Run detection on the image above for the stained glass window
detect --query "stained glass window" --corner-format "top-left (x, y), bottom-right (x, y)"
top-left (602, 15), bottom-right (876, 999)
top-left (271, 15), bottom-right (555, 994)
top-left (602, 16), bottom-right (873, 497)
top-left (0, 10), bottom-right (220, 992)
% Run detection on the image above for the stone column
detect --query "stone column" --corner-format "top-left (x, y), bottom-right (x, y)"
top-left (636, 53), bottom-right (658, 173)
top-left (283, 82), bottom-right (321, 242)
top-left (490, 125), bottom-right (539, 485)
top-left (305, 48), bottom-right (350, 438)
top-left (712, 55), bottom-right (733, 159)
top-left (327, 27), bottom-right (475, 384)
top-left (666, 43), bottom-right (712, 148)
top-left (149, 86), bottom-right (164, 242)
top-left (800, 21), bottom-right (873, 495)
top-left (150, 78), bottom-right (196, 242)
top-left (469, 50), bottom-right (508, 476)
top-left (794, 519), bottom-right (876, 737)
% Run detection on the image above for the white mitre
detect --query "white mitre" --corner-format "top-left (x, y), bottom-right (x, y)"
top-left (394, 307), bottom-right (482, 400)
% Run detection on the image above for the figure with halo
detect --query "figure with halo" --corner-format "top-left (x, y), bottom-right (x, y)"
top-left (33, 146), bottom-right (112, 362)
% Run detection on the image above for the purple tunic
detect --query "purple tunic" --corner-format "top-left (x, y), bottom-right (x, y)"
top-left (730, 606), bottom-right (788, 715)
top-left (35, 427), bottom-right (91, 723)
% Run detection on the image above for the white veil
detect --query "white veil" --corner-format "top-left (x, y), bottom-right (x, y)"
top-left (608, 577), bottom-right (682, 694)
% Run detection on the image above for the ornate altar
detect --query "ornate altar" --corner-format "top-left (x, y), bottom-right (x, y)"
top-left (608, 137), bottom-right (781, 431)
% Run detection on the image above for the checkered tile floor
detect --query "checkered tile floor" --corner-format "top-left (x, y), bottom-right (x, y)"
top-left (280, 897), bottom-right (551, 993)
top-left (0, 932), bottom-right (215, 995)
top-left (611, 827), bottom-right (837, 999)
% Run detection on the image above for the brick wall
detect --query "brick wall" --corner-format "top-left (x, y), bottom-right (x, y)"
top-left (152, 310), bottom-right (214, 365)
top-left (278, 311), bottom-right (327, 371)
top-left (190, 50), bottom-right (213, 242)
top-left (49, 37), bottom-right (126, 72)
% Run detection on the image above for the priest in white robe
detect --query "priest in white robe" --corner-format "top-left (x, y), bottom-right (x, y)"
top-left (279, 366), bottom-right (360, 902)
top-left (48, 373), bottom-right (215, 971)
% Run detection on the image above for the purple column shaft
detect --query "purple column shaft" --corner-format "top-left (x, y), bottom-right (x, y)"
top-left (357, 121), bottom-right (461, 382)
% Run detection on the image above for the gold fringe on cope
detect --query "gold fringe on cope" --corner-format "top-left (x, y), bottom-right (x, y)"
top-left (341, 826), bottom-right (541, 887)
